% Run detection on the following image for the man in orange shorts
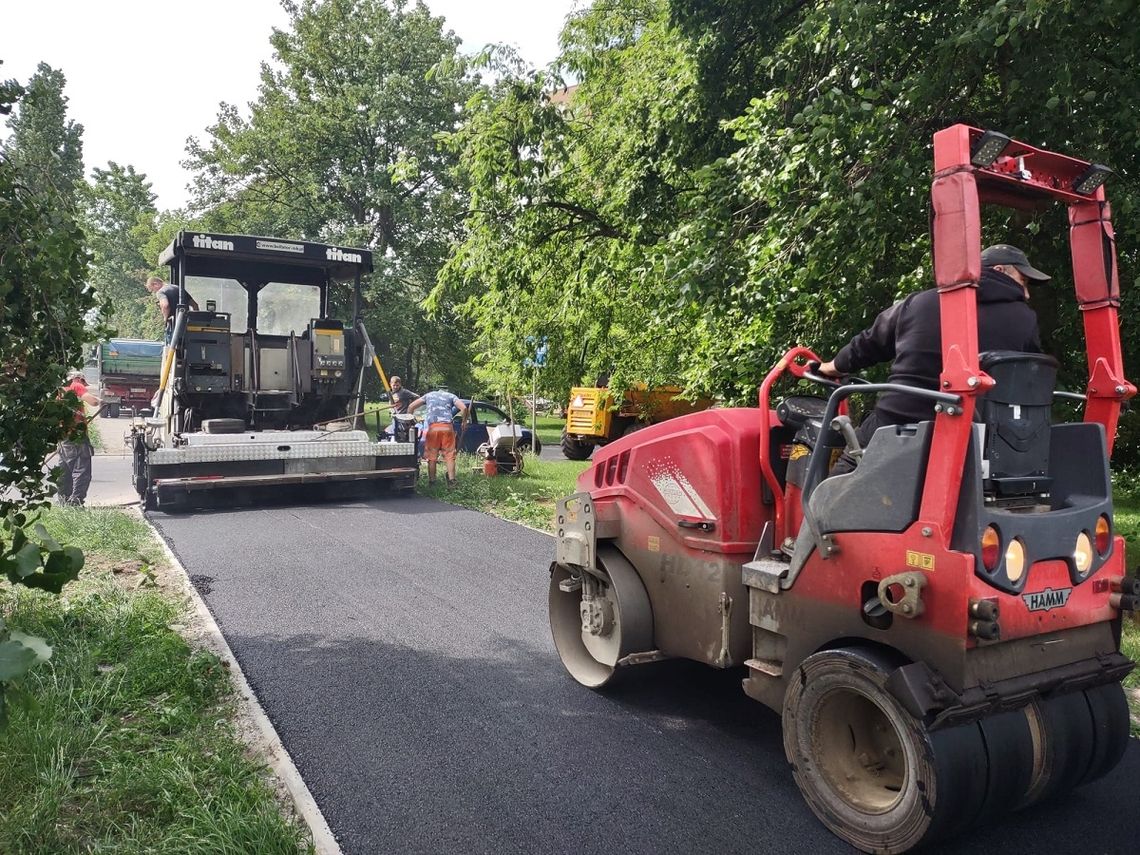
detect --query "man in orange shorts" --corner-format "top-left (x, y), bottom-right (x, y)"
top-left (407, 387), bottom-right (467, 487)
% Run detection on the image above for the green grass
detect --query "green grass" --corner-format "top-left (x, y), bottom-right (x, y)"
top-left (36, 507), bottom-right (164, 564)
top-left (363, 402), bottom-right (393, 440)
top-left (1112, 498), bottom-right (1140, 709)
top-left (0, 507), bottom-right (311, 854)
top-left (525, 414), bottom-right (565, 448)
top-left (419, 453), bottom-right (590, 531)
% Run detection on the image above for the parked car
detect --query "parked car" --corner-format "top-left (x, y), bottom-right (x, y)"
top-left (414, 400), bottom-right (541, 455)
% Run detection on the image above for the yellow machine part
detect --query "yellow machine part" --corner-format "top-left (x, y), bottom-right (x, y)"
top-left (564, 384), bottom-right (712, 439)
top-left (565, 387), bottom-right (614, 438)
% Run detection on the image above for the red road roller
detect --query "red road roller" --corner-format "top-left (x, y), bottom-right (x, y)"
top-left (548, 125), bottom-right (1137, 853)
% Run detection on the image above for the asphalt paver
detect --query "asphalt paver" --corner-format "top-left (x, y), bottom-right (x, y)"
top-left (149, 497), bottom-right (1138, 855)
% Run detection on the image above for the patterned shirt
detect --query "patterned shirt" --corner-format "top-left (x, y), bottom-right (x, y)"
top-left (423, 390), bottom-right (461, 426)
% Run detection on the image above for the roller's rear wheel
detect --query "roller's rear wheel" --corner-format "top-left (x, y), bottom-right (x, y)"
top-left (548, 548), bottom-right (653, 689)
top-left (785, 647), bottom-right (993, 854)
top-left (785, 648), bottom-right (1133, 854)
top-left (1018, 680), bottom-right (1131, 806)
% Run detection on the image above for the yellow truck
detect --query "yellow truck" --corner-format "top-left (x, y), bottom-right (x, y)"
top-left (560, 384), bottom-right (713, 459)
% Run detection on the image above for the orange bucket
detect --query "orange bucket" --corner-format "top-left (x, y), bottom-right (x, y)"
top-left (482, 458), bottom-right (498, 477)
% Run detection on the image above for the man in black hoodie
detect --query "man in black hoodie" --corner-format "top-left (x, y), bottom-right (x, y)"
top-left (818, 244), bottom-right (1048, 471)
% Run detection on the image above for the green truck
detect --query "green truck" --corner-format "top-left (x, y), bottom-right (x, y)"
top-left (89, 339), bottom-right (164, 418)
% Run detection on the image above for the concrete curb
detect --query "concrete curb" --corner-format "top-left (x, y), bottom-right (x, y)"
top-left (141, 512), bottom-right (342, 855)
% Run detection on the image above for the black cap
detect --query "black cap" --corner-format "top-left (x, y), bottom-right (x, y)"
top-left (980, 244), bottom-right (1051, 282)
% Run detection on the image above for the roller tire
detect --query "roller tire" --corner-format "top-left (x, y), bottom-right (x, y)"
top-left (548, 548), bottom-right (653, 690)
top-left (1016, 682), bottom-right (1130, 810)
top-left (783, 646), bottom-right (990, 854)
top-left (1078, 682), bottom-right (1131, 786)
top-left (1020, 690), bottom-right (1096, 807)
top-left (972, 708), bottom-right (1036, 824)
top-left (560, 429), bottom-right (593, 461)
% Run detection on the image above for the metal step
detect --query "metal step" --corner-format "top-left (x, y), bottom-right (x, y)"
top-left (745, 657), bottom-right (784, 678)
top-left (742, 557), bottom-right (788, 594)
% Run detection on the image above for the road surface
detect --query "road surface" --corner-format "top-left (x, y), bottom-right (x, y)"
top-left (147, 497), bottom-right (1138, 855)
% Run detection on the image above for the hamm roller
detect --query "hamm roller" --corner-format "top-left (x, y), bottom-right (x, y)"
top-left (548, 124), bottom-right (1137, 852)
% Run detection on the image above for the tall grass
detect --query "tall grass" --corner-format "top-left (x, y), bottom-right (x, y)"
top-left (420, 453), bottom-right (589, 531)
top-left (1111, 499), bottom-right (1140, 705)
top-left (0, 508), bottom-right (311, 853)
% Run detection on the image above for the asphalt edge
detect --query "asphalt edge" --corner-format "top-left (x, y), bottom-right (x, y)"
top-left (139, 511), bottom-right (343, 855)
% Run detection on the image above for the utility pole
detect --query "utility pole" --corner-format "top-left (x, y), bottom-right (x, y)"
top-left (528, 336), bottom-right (547, 454)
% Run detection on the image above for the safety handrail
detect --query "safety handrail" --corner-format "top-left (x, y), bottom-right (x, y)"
top-left (800, 382), bottom-right (962, 510)
top-left (1053, 390), bottom-right (1087, 402)
top-left (757, 347), bottom-right (821, 547)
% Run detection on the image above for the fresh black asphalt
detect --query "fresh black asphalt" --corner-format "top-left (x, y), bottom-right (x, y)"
top-left (149, 496), bottom-right (1137, 855)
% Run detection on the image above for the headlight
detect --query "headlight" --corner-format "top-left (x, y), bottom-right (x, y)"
top-left (1073, 532), bottom-right (1094, 576)
top-left (1004, 538), bottom-right (1026, 584)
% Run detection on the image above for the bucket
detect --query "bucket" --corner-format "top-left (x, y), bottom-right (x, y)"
top-left (482, 458), bottom-right (498, 477)
top-left (393, 413), bottom-right (417, 443)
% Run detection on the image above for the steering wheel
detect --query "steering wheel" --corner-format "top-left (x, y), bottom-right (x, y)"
top-left (802, 360), bottom-right (872, 390)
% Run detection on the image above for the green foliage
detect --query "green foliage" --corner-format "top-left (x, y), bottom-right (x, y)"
top-left (0, 69), bottom-right (94, 721)
top-left (442, 0), bottom-right (1140, 443)
top-left (0, 60), bottom-right (22, 116)
top-left (186, 0), bottom-right (480, 391)
top-left (659, 0), bottom-right (1140, 405)
top-left (0, 511), bottom-right (84, 723)
top-left (0, 147), bottom-right (95, 510)
top-left (439, 1), bottom-right (714, 402)
top-left (0, 513), bottom-right (84, 594)
top-left (82, 162), bottom-right (165, 339)
top-left (3, 63), bottom-right (84, 204)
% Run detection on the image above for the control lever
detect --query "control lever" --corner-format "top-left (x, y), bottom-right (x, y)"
top-left (831, 414), bottom-right (863, 460)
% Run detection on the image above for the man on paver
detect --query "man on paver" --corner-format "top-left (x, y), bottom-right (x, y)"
top-left (145, 276), bottom-right (198, 342)
top-left (407, 387), bottom-right (467, 487)
top-left (57, 371), bottom-right (101, 506)
top-left (818, 243), bottom-right (1045, 473)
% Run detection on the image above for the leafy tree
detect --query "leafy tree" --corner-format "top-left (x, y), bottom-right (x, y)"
top-left (657, 0), bottom-right (1140, 416)
top-left (443, 0), bottom-right (1140, 436)
top-left (0, 60), bottom-right (21, 116)
top-left (187, 0), bottom-right (480, 391)
top-left (84, 163), bottom-right (164, 339)
top-left (3, 62), bottom-right (84, 204)
top-left (439, 0), bottom-right (721, 404)
top-left (0, 76), bottom-right (92, 722)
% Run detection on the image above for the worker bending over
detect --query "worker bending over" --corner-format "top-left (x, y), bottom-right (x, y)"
top-left (407, 387), bottom-right (467, 487)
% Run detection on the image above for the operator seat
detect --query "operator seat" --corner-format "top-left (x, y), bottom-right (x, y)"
top-left (976, 351), bottom-right (1059, 497)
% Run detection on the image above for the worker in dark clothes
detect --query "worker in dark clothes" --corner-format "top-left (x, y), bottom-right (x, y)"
top-left (57, 371), bottom-right (101, 506)
top-left (145, 276), bottom-right (198, 342)
top-left (818, 244), bottom-right (1047, 472)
